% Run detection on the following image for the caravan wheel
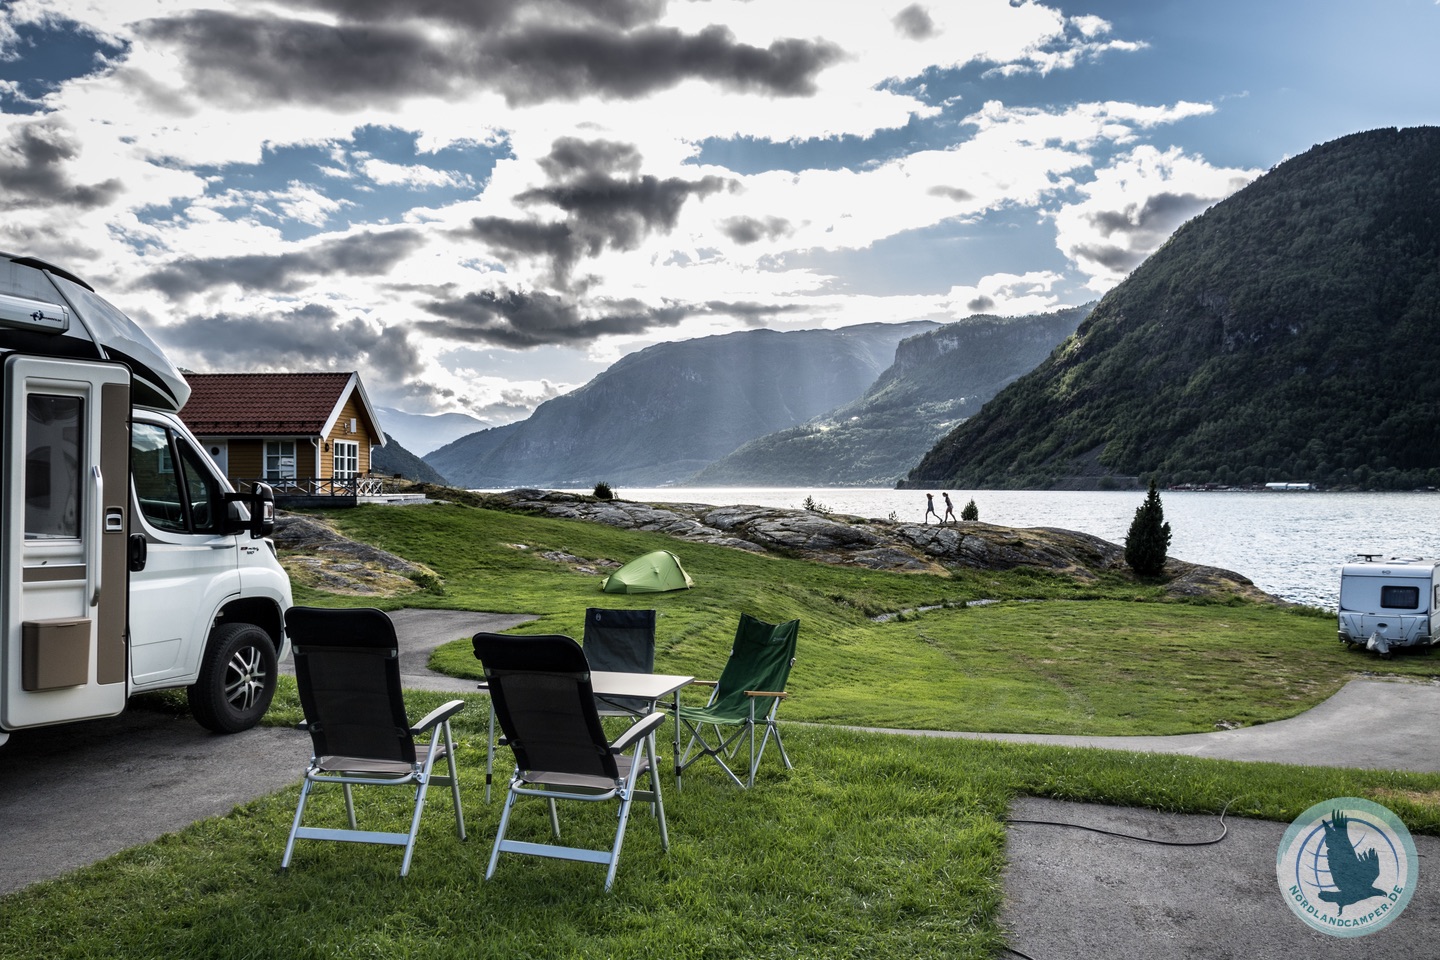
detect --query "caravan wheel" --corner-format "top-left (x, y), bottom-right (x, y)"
top-left (188, 623), bottom-right (278, 733)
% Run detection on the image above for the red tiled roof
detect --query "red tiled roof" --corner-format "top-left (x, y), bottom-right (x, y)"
top-left (181, 372), bottom-right (357, 436)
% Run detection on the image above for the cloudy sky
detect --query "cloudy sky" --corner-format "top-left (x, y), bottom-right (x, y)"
top-left (2, 1), bottom-right (1437, 428)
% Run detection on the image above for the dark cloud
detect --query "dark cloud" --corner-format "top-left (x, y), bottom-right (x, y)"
top-left (893, 5), bottom-right (937, 40)
top-left (466, 137), bottom-right (731, 286)
top-left (539, 136), bottom-right (643, 179)
top-left (927, 185), bottom-right (974, 202)
top-left (486, 24), bottom-right (844, 105)
top-left (294, 0), bottom-right (665, 31)
top-left (160, 303), bottom-right (425, 381)
top-left (0, 119), bottom-right (123, 211)
top-left (141, 229), bottom-right (426, 298)
top-left (418, 289), bottom-right (692, 347)
top-left (966, 295), bottom-right (995, 312)
top-left (719, 215), bottom-right (792, 245)
top-left (704, 300), bottom-right (808, 325)
top-left (1071, 242), bottom-right (1143, 273)
top-left (136, 13), bottom-right (453, 109)
top-left (135, 12), bottom-right (842, 110)
top-left (1087, 192), bottom-right (1207, 238)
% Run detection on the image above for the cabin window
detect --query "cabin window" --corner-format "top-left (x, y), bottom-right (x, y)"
top-left (1380, 585), bottom-right (1421, 609)
top-left (264, 440), bottom-right (296, 480)
top-left (24, 394), bottom-right (82, 540)
top-left (333, 439), bottom-right (359, 479)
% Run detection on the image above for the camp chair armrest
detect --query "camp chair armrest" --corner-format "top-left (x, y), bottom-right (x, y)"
top-left (744, 690), bottom-right (788, 698)
top-left (411, 699), bottom-right (466, 735)
top-left (609, 711), bottom-right (666, 753)
top-left (688, 679), bottom-right (718, 689)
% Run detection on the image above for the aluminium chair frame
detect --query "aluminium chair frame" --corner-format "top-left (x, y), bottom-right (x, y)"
top-left (677, 681), bottom-right (792, 789)
top-left (675, 614), bottom-right (798, 790)
top-left (475, 632), bottom-right (670, 892)
top-left (281, 607), bottom-right (467, 877)
top-left (282, 698), bottom-right (466, 877)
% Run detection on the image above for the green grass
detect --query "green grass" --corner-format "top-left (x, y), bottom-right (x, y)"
top-left (5, 500), bottom-right (1440, 958)
top-left (4, 716), bottom-right (1438, 960)
top-left (312, 502), bottom-right (1436, 736)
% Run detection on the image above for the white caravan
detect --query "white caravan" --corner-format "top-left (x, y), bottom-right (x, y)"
top-left (1336, 556), bottom-right (1440, 655)
top-left (1, 253), bottom-right (292, 747)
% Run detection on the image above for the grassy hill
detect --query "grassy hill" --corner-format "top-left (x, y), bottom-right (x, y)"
top-left (906, 127), bottom-right (1440, 490)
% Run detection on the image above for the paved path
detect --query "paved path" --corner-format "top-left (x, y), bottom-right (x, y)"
top-left (853, 678), bottom-right (1440, 773)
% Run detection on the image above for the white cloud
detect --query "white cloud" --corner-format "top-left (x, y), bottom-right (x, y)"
top-left (1052, 145), bottom-right (1260, 293)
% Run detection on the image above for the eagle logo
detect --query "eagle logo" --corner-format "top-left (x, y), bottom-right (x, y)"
top-left (1317, 810), bottom-right (1387, 914)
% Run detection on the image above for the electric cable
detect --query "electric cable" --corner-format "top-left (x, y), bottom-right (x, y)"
top-left (997, 799), bottom-right (1239, 960)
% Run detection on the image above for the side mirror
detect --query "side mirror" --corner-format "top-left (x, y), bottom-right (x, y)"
top-left (224, 482), bottom-right (276, 539)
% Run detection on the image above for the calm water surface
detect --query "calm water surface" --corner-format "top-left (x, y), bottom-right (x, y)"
top-left (553, 487), bottom-right (1439, 610)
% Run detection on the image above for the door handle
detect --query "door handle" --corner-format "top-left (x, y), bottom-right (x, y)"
top-left (88, 465), bottom-right (103, 606)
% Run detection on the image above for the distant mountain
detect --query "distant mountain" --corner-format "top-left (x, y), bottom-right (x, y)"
top-left (371, 434), bottom-right (450, 485)
top-left (692, 305), bottom-right (1093, 486)
top-left (424, 322), bottom-right (938, 488)
top-left (905, 127), bottom-right (1440, 490)
top-left (376, 406), bottom-right (489, 456)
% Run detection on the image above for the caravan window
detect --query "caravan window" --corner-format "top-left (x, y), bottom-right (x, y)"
top-left (1380, 585), bottom-right (1421, 609)
top-left (24, 394), bottom-right (82, 540)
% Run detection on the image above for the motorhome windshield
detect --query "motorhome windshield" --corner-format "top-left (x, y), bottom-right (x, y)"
top-left (50, 276), bottom-right (189, 411)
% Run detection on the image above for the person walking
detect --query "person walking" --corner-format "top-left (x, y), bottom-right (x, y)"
top-left (924, 492), bottom-right (941, 524)
top-left (942, 492), bottom-right (956, 525)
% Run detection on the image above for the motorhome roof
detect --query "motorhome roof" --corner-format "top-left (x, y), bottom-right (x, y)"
top-left (0, 253), bottom-right (189, 411)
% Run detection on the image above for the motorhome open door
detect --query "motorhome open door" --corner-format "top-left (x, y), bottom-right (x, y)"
top-left (2, 354), bottom-right (131, 735)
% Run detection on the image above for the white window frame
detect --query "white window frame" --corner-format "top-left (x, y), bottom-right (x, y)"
top-left (333, 439), bottom-right (359, 479)
top-left (265, 440), bottom-right (297, 480)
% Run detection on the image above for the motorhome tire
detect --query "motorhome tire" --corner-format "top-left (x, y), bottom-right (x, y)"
top-left (188, 623), bottom-right (278, 733)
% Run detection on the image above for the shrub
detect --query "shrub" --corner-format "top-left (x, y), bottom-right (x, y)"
top-left (961, 498), bottom-right (979, 521)
top-left (593, 481), bottom-right (615, 500)
top-left (1124, 479), bottom-right (1172, 577)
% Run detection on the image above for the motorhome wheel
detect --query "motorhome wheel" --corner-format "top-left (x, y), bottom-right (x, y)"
top-left (187, 623), bottom-right (278, 733)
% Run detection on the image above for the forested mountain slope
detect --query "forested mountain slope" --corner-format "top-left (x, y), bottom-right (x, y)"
top-left (693, 305), bottom-right (1091, 486)
top-left (426, 321), bottom-right (936, 487)
top-left (905, 127), bottom-right (1440, 490)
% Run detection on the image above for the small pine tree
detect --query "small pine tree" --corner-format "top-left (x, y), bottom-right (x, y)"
top-left (1124, 479), bottom-right (1172, 577)
top-left (960, 498), bottom-right (979, 521)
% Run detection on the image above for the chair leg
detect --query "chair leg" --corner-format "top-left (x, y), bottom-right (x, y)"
top-left (548, 798), bottom-right (562, 838)
top-left (486, 787), bottom-right (519, 881)
top-left (441, 723), bottom-right (466, 840)
top-left (281, 776), bottom-right (315, 869)
top-left (400, 777), bottom-right (433, 877)
top-left (343, 783), bottom-right (357, 828)
top-left (605, 787), bottom-right (637, 893)
top-left (646, 736), bottom-right (669, 852)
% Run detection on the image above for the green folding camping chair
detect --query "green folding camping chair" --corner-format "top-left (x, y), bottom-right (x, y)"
top-left (675, 613), bottom-right (798, 789)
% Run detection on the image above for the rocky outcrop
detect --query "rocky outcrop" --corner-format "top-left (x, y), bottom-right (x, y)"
top-left (476, 488), bottom-right (1274, 602)
top-left (271, 514), bottom-right (439, 596)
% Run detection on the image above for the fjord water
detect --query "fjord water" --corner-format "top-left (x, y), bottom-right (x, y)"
top-left (559, 487), bottom-right (1439, 610)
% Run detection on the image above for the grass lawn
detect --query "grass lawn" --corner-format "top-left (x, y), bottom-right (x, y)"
top-left (3, 499), bottom-right (1439, 958)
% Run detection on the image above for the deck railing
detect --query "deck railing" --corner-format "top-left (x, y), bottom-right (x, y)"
top-left (235, 476), bottom-right (389, 498)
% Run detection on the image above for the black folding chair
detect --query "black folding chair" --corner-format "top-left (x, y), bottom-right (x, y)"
top-left (582, 608), bottom-right (657, 717)
top-left (282, 607), bottom-right (466, 877)
top-left (473, 632), bottom-right (669, 892)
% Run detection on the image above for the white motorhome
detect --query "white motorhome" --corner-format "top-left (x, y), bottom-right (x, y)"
top-left (1336, 556), bottom-right (1440, 655)
top-left (1, 253), bottom-right (292, 747)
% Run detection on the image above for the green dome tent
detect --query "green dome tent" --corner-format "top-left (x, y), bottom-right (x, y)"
top-left (601, 550), bottom-right (694, 594)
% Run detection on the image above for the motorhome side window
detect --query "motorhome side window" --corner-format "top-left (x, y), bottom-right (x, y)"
top-left (132, 422), bottom-right (223, 534)
top-left (24, 394), bottom-right (82, 540)
top-left (1380, 585), bottom-right (1421, 609)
